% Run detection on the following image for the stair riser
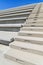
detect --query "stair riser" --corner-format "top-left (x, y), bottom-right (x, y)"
top-left (0, 14), bottom-right (29, 19)
top-left (21, 28), bottom-right (43, 31)
top-left (26, 22), bottom-right (43, 24)
top-left (24, 25), bottom-right (43, 27)
top-left (0, 17), bottom-right (27, 21)
top-left (26, 23), bottom-right (43, 25)
top-left (19, 33), bottom-right (43, 37)
top-left (15, 38), bottom-right (43, 45)
top-left (10, 45), bottom-right (43, 56)
top-left (5, 54), bottom-right (35, 65)
top-left (1, 9), bottom-right (32, 15)
top-left (25, 19), bottom-right (43, 24)
top-left (28, 16), bottom-right (43, 19)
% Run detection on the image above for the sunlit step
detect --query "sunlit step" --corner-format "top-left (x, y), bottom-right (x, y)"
top-left (0, 24), bottom-right (23, 27)
top-left (24, 24), bottom-right (43, 27)
top-left (37, 13), bottom-right (43, 18)
top-left (19, 31), bottom-right (43, 37)
top-left (0, 8), bottom-right (33, 15)
top-left (26, 21), bottom-right (43, 24)
top-left (0, 12), bottom-right (30, 18)
top-left (26, 18), bottom-right (43, 23)
top-left (10, 41), bottom-right (43, 55)
top-left (4, 48), bottom-right (43, 65)
top-left (26, 19), bottom-right (43, 24)
top-left (21, 27), bottom-right (43, 31)
top-left (0, 17), bottom-right (27, 21)
top-left (15, 36), bottom-right (43, 45)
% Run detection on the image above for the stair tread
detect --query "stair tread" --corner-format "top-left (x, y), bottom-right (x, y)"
top-left (5, 48), bottom-right (43, 65)
top-left (19, 31), bottom-right (43, 34)
top-left (1, 8), bottom-right (32, 15)
top-left (0, 17), bottom-right (27, 21)
top-left (24, 24), bottom-right (43, 27)
top-left (0, 12), bottom-right (30, 17)
top-left (0, 24), bottom-right (23, 27)
top-left (22, 27), bottom-right (43, 29)
top-left (24, 24), bottom-right (43, 25)
top-left (16, 36), bottom-right (43, 41)
top-left (10, 41), bottom-right (43, 52)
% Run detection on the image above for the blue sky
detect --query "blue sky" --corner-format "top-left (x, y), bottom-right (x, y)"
top-left (0, 0), bottom-right (43, 10)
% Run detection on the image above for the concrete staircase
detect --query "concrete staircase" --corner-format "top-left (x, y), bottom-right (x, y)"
top-left (4, 3), bottom-right (43, 65)
top-left (0, 3), bottom-right (35, 45)
top-left (0, 4), bottom-right (35, 32)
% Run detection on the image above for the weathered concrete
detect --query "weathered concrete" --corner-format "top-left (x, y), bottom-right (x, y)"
top-left (0, 2), bottom-right (43, 65)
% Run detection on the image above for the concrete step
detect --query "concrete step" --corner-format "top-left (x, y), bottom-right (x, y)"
top-left (0, 44), bottom-right (9, 53)
top-left (26, 21), bottom-right (43, 24)
top-left (26, 5), bottom-right (40, 19)
top-left (0, 31), bottom-right (18, 45)
top-left (39, 9), bottom-right (43, 13)
top-left (29, 4), bottom-right (40, 19)
top-left (29, 13), bottom-right (43, 18)
top-left (1, 9), bottom-right (32, 15)
top-left (0, 12), bottom-right (30, 18)
top-left (26, 23), bottom-right (43, 25)
top-left (24, 24), bottom-right (43, 27)
top-left (39, 4), bottom-right (43, 13)
top-left (28, 13), bottom-right (37, 19)
top-left (26, 18), bottom-right (43, 24)
top-left (37, 13), bottom-right (43, 18)
top-left (21, 27), bottom-right (43, 31)
top-left (19, 31), bottom-right (43, 37)
top-left (0, 24), bottom-right (23, 27)
top-left (15, 36), bottom-right (43, 45)
top-left (0, 19), bottom-right (26, 24)
top-left (0, 4), bottom-right (35, 15)
top-left (28, 4), bottom-right (40, 19)
top-left (4, 48), bottom-right (43, 65)
top-left (0, 17), bottom-right (27, 21)
top-left (0, 49), bottom-right (21, 65)
top-left (10, 41), bottom-right (43, 55)
top-left (30, 4), bottom-right (40, 13)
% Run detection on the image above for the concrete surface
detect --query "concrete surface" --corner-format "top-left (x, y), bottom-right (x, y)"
top-left (0, 44), bottom-right (21, 65)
